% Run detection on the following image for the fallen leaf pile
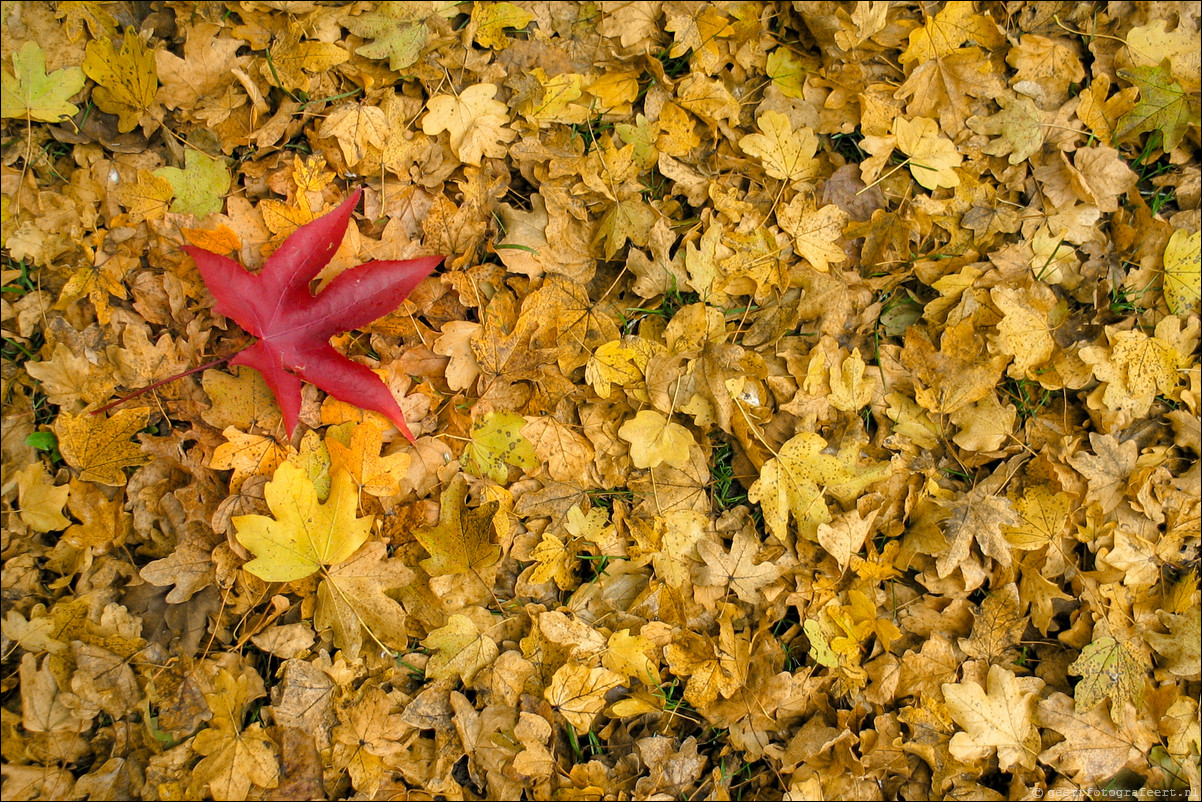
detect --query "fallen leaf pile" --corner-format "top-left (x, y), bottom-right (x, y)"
top-left (1, 2), bottom-right (1199, 800)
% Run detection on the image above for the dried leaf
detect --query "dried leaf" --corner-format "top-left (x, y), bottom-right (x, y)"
top-left (943, 665), bottom-right (1043, 772)
top-left (82, 28), bottom-right (158, 132)
top-left (423, 613), bottom-right (498, 685)
top-left (54, 407), bottom-right (151, 487)
top-left (413, 474), bottom-right (500, 577)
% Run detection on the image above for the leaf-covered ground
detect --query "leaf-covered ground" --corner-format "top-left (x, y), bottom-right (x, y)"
top-left (2, 2), bottom-right (1200, 800)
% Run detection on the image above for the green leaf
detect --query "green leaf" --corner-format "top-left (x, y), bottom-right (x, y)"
top-left (1068, 634), bottom-right (1146, 724)
top-left (344, 2), bottom-right (431, 71)
top-left (1114, 62), bottom-right (1200, 150)
top-left (154, 151), bottom-right (230, 218)
top-left (1, 41), bottom-right (86, 122)
top-left (461, 410), bottom-right (538, 483)
top-left (25, 431), bottom-right (59, 452)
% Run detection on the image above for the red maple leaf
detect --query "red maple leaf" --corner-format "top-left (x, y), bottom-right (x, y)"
top-left (185, 189), bottom-right (441, 441)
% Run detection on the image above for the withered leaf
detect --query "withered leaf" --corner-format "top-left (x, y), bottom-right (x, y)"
top-left (414, 474), bottom-right (500, 577)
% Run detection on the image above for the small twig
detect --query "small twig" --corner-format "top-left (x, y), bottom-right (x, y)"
top-left (89, 350), bottom-right (246, 416)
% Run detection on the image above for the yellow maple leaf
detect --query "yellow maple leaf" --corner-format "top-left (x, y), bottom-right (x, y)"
top-left (618, 410), bottom-right (695, 469)
top-left (694, 527), bottom-right (782, 604)
top-left (1081, 317), bottom-right (1192, 420)
top-left (602, 629), bottom-right (659, 685)
top-left (14, 463), bottom-right (71, 533)
top-left (960, 584), bottom-right (1025, 663)
top-left (943, 664), bottom-right (1043, 772)
top-left (210, 426), bottom-right (288, 493)
top-left (529, 531), bottom-right (576, 589)
top-left (318, 102), bottom-right (388, 167)
top-left (290, 430), bottom-right (332, 502)
top-left (188, 670), bottom-right (278, 800)
top-left (1123, 19), bottom-right (1200, 93)
top-left (262, 31), bottom-right (348, 93)
top-left (422, 83), bottom-right (516, 166)
top-left (82, 27), bottom-right (158, 133)
top-left (469, 1), bottom-right (534, 49)
top-left (595, 196), bottom-right (656, 260)
top-left (738, 110), bottom-right (819, 182)
top-left (682, 221), bottom-right (724, 299)
top-left (765, 47), bottom-right (806, 98)
top-left (343, 3), bottom-right (445, 71)
top-left (326, 420), bottom-right (410, 498)
top-left (748, 432), bottom-right (890, 542)
top-left (665, 4), bottom-right (733, 73)
top-left (525, 274), bottom-right (623, 373)
top-left (546, 663), bottom-right (624, 734)
top-left (112, 168), bottom-right (172, 224)
top-left (1145, 609), bottom-right (1201, 678)
top-left (62, 478), bottom-right (128, 555)
top-left (990, 284), bottom-right (1056, 379)
top-left (1068, 628), bottom-right (1147, 724)
top-left (656, 101), bottom-right (700, 157)
top-left (155, 150), bottom-right (230, 218)
top-left (903, 320), bottom-right (1011, 414)
top-left (433, 320), bottom-right (482, 391)
top-left (291, 153), bottom-right (335, 193)
top-left (54, 407), bottom-right (151, 487)
top-left (423, 612), bottom-right (498, 685)
top-left (1075, 74), bottom-right (1138, 143)
top-left (581, 138), bottom-right (641, 200)
top-left (816, 509), bottom-right (878, 572)
top-left (520, 416), bottom-right (595, 484)
top-left (182, 223), bottom-right (242, 259)
top-left (949, 392), bottom-right (1016, 452)
top-left (893, 116), bottom-right (962, 190)
top-left (806, 595), bottom-right (875, 680)
top-left (1005, 485), bottom-right (1072, 551)
top-left (315, 541), bottom-right (414, 657)
top-left (1, 41), bottom-right (86, 123)
top-left (233, 462), bottom-right (373, 583)
top-left (663, 607), bottom-right (748, 709)
top-left (1008, 34), bottom-right (1085, 108)
top-left (512, 712), bottom-right (556, 780)
top-left (777, 199), bottom-right (849, 273)
top-left (1163, 229), bottom-right (1201, 314)
top-left (718, 228), bottom-right (787, 302)
top-left (967, 93), bottom-right (1046, 165)
top-left (55, 250), bottom-right (134, 327)
top-left (593, 72), bottom-right (641, 114)
top-left (153, 21), bottom-right (244, 111)
top-left (828, 347), bottom-right (881, 412)
top-left (632, 512), bottom-right (687, 586)
top-left (413, 474), bottom-right (500, 577)
top-left (518, 68), bottom-right (589, 125)
top-left (23, 343), bottom-right (115, 409)
top-left (900, 1), bottom-right (1004, 65)
top-left (201, 367), bottom-right (282, 432)
top-left (586, 337), bottom-right (656, 399)
top-left (462, 410), bottom-right (539, 483)
top-left (330, 686), bottom-right (410, 796)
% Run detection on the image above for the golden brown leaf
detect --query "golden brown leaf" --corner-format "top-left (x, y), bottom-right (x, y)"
top-left (54, 408), bottom-right (150, 487)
